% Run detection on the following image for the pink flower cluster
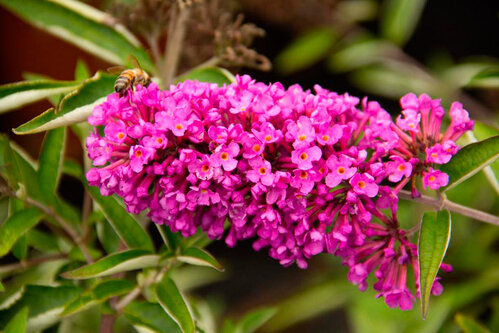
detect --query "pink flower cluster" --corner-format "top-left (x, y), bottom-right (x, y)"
top-left (86, 75), bottom-right (473, 310)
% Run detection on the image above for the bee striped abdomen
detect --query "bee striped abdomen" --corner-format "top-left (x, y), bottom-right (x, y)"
top-left (114, 69), bottom-right (136, 96)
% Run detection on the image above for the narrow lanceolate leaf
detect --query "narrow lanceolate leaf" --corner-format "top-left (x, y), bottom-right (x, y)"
top-left (156, 276), bottom-right (196, 333)
top-left (0, 208), bottom-right (44, 258)
top-left (0, 0), bottom-right (153, 71)
top-left (38, 127), bottom-right (66, 200)
top-left (61, 279), bottom-right (135, 315)
top-left (86, 184), bottom-right (154, 251)
top-left (381, 0), bottom-right (427, 46)
top-left (177, 67), bottom-right (236, 86)
top-left (455, 313), bottom-right (491, 333)
top-left (14, 72), bottom-right (116, 135)
top-left (61, 249), bottom-right (159, 279)
top-left (274, 28), bottom-right (337, 74)
top-left (440, 135), bottom-right (499, 191)
top-left (0, 80), bottom-right (78, 114)
top-left (418, 210), bottom-right (452, 319)
top-left (75, 59), bottom-right (90, 81)
top-left (236, 307), bottom-right (278, 333)
top-left (176, 247), bottom-right (224, 272)
top-left (0, 285), bottom-right (81, 332)
top-left (3, 307), bottom-right (28, 333)
top-left (123, 301), bottom-right (182, 333)
top-left (0, 281), bottom-right (4, 292)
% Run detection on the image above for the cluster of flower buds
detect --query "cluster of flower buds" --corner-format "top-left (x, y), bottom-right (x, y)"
top-left (86, 75), bottom-right (473, 310)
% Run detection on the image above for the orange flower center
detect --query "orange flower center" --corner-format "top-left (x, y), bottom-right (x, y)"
top-left (258, 167), bottom-right (267, 175)
top-left (431, 153), bottom-right (438, 159)
top-left (265, 135), bottom-right (272, 142)
top-left (135, 150), bottom-right (142, 157)
top-left (398, 164), bottom-right (406, 171)
top-left (358, 181), bottom-right (366, 189)
top-left (156, 138), bottom-right (163, 144)
top-left (337, 167), bottom-right (345, 174)
top-left (322, 135), bottom-right (330, 142)
top-left (298, 134), bottom-right (306, 141)
top-left (300, 153), bottom-right (308, 160)
top-left (201, 164), bottom-right (210, 172)
top-left (175, 124), bottom-right (183, 130)
top-left (428, 175), bottom-right (436, 182)
top-left (220, 152), bottom-right (229, 160)
top-left (117, 132), bottom-right (125, 139)
top-left (299, 171), bottom-right (308, 179)
top-left (253, 144), bottom-right (261, 152)
top-left (319, 167), bottom-right (325, 174)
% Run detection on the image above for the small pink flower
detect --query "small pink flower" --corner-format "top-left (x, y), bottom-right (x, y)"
top-left (246, 157), bottom-right (274, 186)
top-left (349, 173), bottom-right (378, 197)
top-left (104, 120), bottom-right (128, 144)
top-left (425, 142), bottom-right (455, 164)
top-left (386, 156), bottom-right (412, 182)
top-left (142, 135), bottom-right (168, 149)
top-left (291, 146), bottom-right (322, 170)
top-left (242, 134), bottom-right (265, 159)
top-left (212, 142), bottom-right (240, 171)
top-left (286, 116), bottom-right (316, 149)
top-left (422, 167), bottom-right (449, 190)
top-left (325, 155), bottom-right (357, 187)
top-left (316, 124), bottom-right (342, 146)
top-left (129, 145), bottom-right (155, 173)
top-left (253, 122), bottom-right (283, 144)
top-left (208, 126), bottom-right (228, 144)
top-left (449, 102), bottom-right (474, 132)
top-left (188, 155), bottom-right (215, 180)
top-left (290, 169), bottom-right (316, 194)
top-left (396, 109), bottom-right (421, 133)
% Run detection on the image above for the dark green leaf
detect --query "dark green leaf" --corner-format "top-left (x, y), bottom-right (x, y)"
top-left (177, 67), bottom-right (235, 86)
top-left (455, 313), bottom-right (491, 333)
top-left (0, 208), bottom-right (44, 257)
top-left (418, 210), bottom-right (451, 318)
top-left (13, 72), bottom-right (116, 135)
top-left (381, 0), bottom-right (427, 45)
top-left (62, 279), bottom-right (135, 315)
top-left (3, 307), bottom-right (28, 333)
top-left (11, 235), bottom-right (28, 261)
top-left (124, 301), bottom-right (182, 333)
top-left (275, 28), bottom-right (337, 74)
top-left (0, 80), bottom-right (78, 114)
top-left (61, 249), bottom-right (159, 279)
top-left (237, 307), bottom-right (278, 333)
top-left (156, 275), bottom-right (195, 333)
top-left (156, 225), bottom-right (182, 253)
top-left (96, 219), bottom-right (121, 254)
top-left (0, 281), bottom-right (4, 292)
top-left (26, 229), bottom-right (61, 252)
top-left (440, 135), bottom-right (499, 191)
top-left (177, 247), bottom-right (224, 272)
top-left (86, 184), bottom-right (154, 251)
top-left (0, 0), bottom-right (153, 71)
top-left (0, 285), bottom-right (81, 331)
top-left (38, 127), bottom-right (67, 200)
top-left (68, 244), bottom-right (102, 262)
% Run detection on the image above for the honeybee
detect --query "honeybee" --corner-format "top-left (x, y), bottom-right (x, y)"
top-left (110, 56), bottom-right (151, 97)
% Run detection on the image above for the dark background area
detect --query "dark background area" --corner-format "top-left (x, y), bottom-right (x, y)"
top-left (0, 1), bottom-right (498, 331)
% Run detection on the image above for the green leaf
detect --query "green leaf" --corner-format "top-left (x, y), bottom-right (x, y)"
top-left (123, 301), bottom-right (182, 333)
top-left (381, 0), bottom-right (427, 45)
top-left (418, 210), bottom-right (452, 319)
top-left (455, 313), bottom-right (491, 333)
top-left (176, 247), bottom-right (224, 272)
top-left (13, 72), bottom-right (116, 135)
top-left (11, 235), bottom-right (28, 261)
top-left (61, 279), bottom-right (135, 315)
top-left (275, 28), bottom-right (337, 74)
top-left (156, 275), bottom-right (195, 333)
top-left (38, 127), bottom-right (67, 200)
top-left (86, 184), bottom-right (154, 251)
top-left (0, 281), bottom-right (4, 292)
top-left (3, 307), bottom-right (28, 333)
top-left (236, 307), bottom-right (278, 333)
top-left (466, 68), bottom-right (499, 89)
top-left (0, 0), bottom-right (153, 71)
top-left (177, 67), bottom-right (235, 86)
top-left (26, 229), bottom-right (61, 253)
top-left (96, 219), bottom-right (121, 254)
top-left (440, 135), bottom-right (499, 191)
top-left (75, 59), bottom-right (90, 81)
top-left (0, 285), bottom-right (81, 331)
top-left (0, 208), bottom-right (44, 258)
top-left (156, 225), bottom-right (182, 252)
top-left (62, 158), bottom-right (84, 180)
top-left (0, 80), bottom-right (78, 114)
top-left (61, 249), bottom-right (159, 279)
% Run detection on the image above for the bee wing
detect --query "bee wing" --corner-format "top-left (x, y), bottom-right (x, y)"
top-left (126, 55), bottom-right (142, 70)
top-left (107, 66), bottom-right (125, 74)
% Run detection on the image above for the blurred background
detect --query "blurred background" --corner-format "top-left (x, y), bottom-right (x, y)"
top-left (0, 0), bottom-right (498, 332)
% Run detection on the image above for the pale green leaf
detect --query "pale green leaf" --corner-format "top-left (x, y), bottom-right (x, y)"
top-left (13, 72), bottom-right (115, 135)
top-left (440, 135), bottom-right (499, 191)
top-left (0, 208), bottom-right (44, 258)
top-left (177, 67), bottom-right (235, 86)
top-left (3, 307), bottom-right (28, 333)
top-left (61, 249), bottom-right (159, 279)
top-left (418, 210), bottom-right (451, 318)
top-left (0, 0), bottom-right (153, 71)
top-left (381, 0), bottom-right (427, 45)
top-left (38, 127), bottom-right (67, 200)
top-left (123, 301), bottom-right (182, 333)
top-left (236, 307), bottom-right (278, 333)
top-left (466, 68), bottom-right (499, 89)
top-left (176, 247), bottom-right (224, 272)
top-left (455, 313), bottom-right (491, 333)
top-left (86, 184), bottom-right (154, 251)
top-left (275, 28), bottom-right (337, 74)
top-left (75, 59), bottom-right (90, 81)
top-left (156, 276), bottom-right (195, 333)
